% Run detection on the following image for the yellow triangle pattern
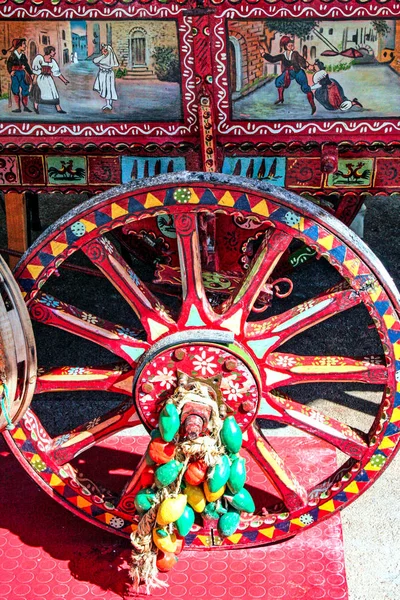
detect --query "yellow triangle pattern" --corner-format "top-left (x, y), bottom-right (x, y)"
top-left (76, 496), bottom-right (93, 509)
top-left (189, 189), bottom-right (200, 204)
top-left (218, 191), bottom-right (235, 207)
top-left (383, 314), bottom-right (396, 330)
top-left (227, 533), bottom-right (243, 544)
top-left (390, 407), bottom-right (400, 424)
top-left (290, 518), bottom-right (306, 528)
top-left (27, 264), bottom-right (44, 279)
top-left (343, 481), bottom-right (359, 494)
top-left (144, 194), bottom-right (163, 209)
top-left (111, 203), bottom-right (128, 219)
top-left (259, 527), bottom-right (275, 539)
top-left (252, 200), bottom-right (270, 217)
top-left (394, 343), bottom-right (400, 360)
top-left (318, 499), bottom-right (335, 512)
top-left (148, 318), bottom-right (169, 341)
top-left (13, 428), bottom-right (26, 441)
top-left (50, 474), bottom-right (64, 488)
top-left (364, 462), bottom-right (381, 472)
top-left (80, 219), bottom-right (97, 233)
top-left (379, 436), bottom-right (395, 450)
top-left (50, 240), bottom-right (68, 257)
top-left (197, 535), bottom-right (211, 547)
top-left (343, 258), bottom-right (360, 276)
top-left (318, 235), bottom-right (335, 251)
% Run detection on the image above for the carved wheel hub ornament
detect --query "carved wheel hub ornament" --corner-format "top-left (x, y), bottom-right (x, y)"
top-left (3, 173), bottom-right (400, 550)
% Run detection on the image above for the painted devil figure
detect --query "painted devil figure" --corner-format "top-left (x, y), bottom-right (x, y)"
top-left (2, 38), bottom-right (33, 113)
top-left (259, 36), bottom-right (316, 115)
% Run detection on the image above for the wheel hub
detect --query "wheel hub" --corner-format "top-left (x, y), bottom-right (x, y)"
top-left (134, 338), bottom-right (260, 431)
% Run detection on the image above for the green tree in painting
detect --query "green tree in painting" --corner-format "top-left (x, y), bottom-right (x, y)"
top-left (371, 20), bottom-right (390, 38)
top-left (152, 47), bottom-right (180, 83)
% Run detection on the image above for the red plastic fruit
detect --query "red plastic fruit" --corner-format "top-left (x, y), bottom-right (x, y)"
top-left (156, 551), bottom-right (178, 572)
top-left (140, 465), bottom-right (156, 487)
top-left (184, 459), bottom-right (208, 485)
top-left (148, 437), bottom-right (176, 464)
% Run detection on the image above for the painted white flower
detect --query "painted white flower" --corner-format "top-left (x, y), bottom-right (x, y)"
top-left (225, 382), bottom-right (244, 402)
top-left (193, 351), bottom-right (217, 376)
top-left (67, 367), bottom-right (85, 375)
top-left (101, 238), bottom-right (114, 254)
top-left (151, 367), bottom-right (176, 390)
top-left (363, 355), bottom-right (383, 366)
top-left (81, 312), bottom-right (98, 325)
top-left (275, 355), bottom-right (296, 368)
top-left (110, 516), bottom-right (125, 529)
top-left (308, 409), bottom-right (327, 425)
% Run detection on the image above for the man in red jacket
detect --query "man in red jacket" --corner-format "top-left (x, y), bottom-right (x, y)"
top-left (259, 36), bottom-right (316, 115)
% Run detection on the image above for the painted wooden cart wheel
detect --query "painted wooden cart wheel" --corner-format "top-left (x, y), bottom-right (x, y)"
top-left (5, 173), bottom-right (400, 548)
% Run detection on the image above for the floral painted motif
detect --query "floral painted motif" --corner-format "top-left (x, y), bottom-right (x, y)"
top-left (40, 294), bottom-right (60, 308)
top-left (81, 312), bottom-right (98, 324)
top-left (192, 350), bottom-right (217, 376)
top-left (151, 367), bottom-right (177, 390)
top-left (275, 355), bottom-right (297, 368)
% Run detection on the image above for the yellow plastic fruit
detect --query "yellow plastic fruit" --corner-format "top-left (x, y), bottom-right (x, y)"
top-left (152, 529), bottom-right (178, 553)
top-left (184, 483), bottom-right (206, 513)
top-left (204, 480), bottom-right (225, 502)
top-left (157, 494), bottom-right (187, 526)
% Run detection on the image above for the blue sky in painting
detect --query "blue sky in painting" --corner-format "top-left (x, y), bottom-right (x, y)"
top-left (71, 21), bottom-right (87, 36)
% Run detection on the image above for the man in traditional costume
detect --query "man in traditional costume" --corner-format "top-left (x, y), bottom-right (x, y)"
top-left (93, 44), bottom-right (119, 112)
top-left (3, 38), bottom-right (33, 113)
top-left (259, 36), bottom-right (316, 115)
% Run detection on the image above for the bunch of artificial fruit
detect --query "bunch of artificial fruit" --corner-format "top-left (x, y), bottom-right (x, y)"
top-left (133, 399), bottom-right (255, 574)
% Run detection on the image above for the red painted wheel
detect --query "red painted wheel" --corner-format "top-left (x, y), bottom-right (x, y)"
top-left (5, 173), bottom-right (400, 548)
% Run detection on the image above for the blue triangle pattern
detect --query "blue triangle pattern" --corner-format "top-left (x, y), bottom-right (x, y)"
top-left (90, 505), bottom-right (105, 517)
top-left (385, 422), bottom-right (400, 436)
top-left (38, 251), bottom-right (55, 267)
top-left (19, 278), bottom-right (35, 292)
top-left (355, 470), bottom-right (369, 482)
top-left (234, 194), bottom-right (251, 210)
top-left (275, 520), bottom-right (290, 533)
top-left (375, 301), bottom-right (391, 317)
top-left (199, 189), bottom-right (217, 205)
top-left (63, 485), bottom-right (78, 499)
top-left (184, 534), bottom-right (197, 546)
top-left (394, 393), bottom-right (400, 408)
top-left (329, 245), bottom-right (346, 263)
top-left (242, 530), bottom-right (259, 542)
top-left (164, 188), bottom-right (176, 205)
top-left (66, 227), bottom-right (79, 245)
top-left (302, 225), bottom-right (320, 240)
top-left (128, 196), bottom-right (144, 212)
top-left (95, 211), bottom-right (112, 226)
top-left (332, 492), bottom-right (348, 504)
top-left (388, 329), bottom-right (400, 344)
top-left (21, 439), bottom-right (36, 453)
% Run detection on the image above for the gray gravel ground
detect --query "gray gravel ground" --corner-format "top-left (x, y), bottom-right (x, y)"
top-left (0, 191), bottom-right (399, 599)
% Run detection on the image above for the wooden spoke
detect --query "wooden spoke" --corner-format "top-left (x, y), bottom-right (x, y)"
top-left (82, 236), bottom-right (177, 341)
top-left (222, 229), bottom-right (292, 325)
top-left (48, 403), bottom-right (141, 466)
top-left (263, 353), bottom-right (388, 388)
top-left (242, 423), bottom-right (308, 511)
top-left (259, 392), bottom-right (369, 460)
top-left (174, 212), bottom-right (216, 327)
top-left (245, 287), bottom-right (363, 357)
top-left (116, 455), bottom-right (148, 514)
top-left (29, 292), bottom-right (149, 364)
top-left (35, 364), bottom-right (134, 396)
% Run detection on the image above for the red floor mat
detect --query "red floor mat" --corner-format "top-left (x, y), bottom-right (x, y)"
top-left (0, 435), bottom-right (348, 599)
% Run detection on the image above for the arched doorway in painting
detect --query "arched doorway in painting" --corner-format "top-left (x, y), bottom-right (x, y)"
top-left (29, 41), bottom-right (37, 64)
top-left (130, 29), bottom-right (147, 68)
top-left (228, 36), bottom-right (242, 93)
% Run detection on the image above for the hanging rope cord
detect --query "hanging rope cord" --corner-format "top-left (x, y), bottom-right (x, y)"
top-left (130, 381), bottom-right (225, 592)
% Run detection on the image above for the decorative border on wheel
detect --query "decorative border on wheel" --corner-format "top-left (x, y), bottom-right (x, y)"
top-left (7, 174), bottom-right (400, 546)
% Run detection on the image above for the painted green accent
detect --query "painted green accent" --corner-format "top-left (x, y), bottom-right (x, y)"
top-left (207, 454), bottom-right (231, 492)
top-left (185, 305), bottom-right (206, 327)
top-left (289, 246), bottom-right (317, 268)
top-left (121, 345), bottom-right (145, 361)
top-left (225, 488), bottom-right (255, 513)
top-left (272, 298), bottom-right (333, 333)
top-left (227, 343), bottom-right (260, 384)
top-left (218, 508), bottom-right (241, 537)
top-left (327, 158), bottom-right (373, 188)
top-left (159, 402), bottom-right (180, 442)
top-left (175, 505), bottom-right (195, 536)
top-left (233, 246), bottom-right (266, 303)
top-left (46, 156), bottom-right (87, 185)
top-left (134, 488), bottom-right (157, 512)
top-left (155, 459), bottom-right (183, 487)
top-left (156, 528), bottom-right (168, 538)
top-left (247, 337), bottom-right (279, 359)
top-left (227, 456), bottom-right (246, 494)
top-left (221, 416), bottom-right (242, 454)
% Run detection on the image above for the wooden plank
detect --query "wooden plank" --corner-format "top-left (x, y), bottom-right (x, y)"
top-left (4, 192), bottom-right (28, 270)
